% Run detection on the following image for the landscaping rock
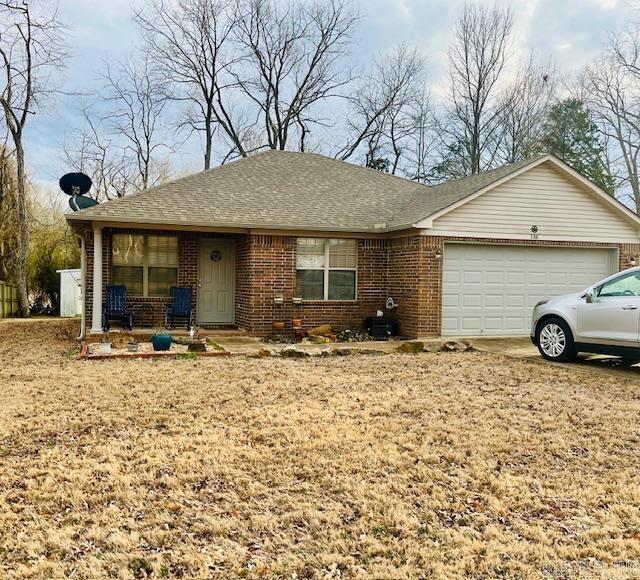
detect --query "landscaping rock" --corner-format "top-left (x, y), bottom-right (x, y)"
top-left (309, 334), bottom-right (331, 344)
top-left (280, 347), bottom-right (311, 358)
top-left (440, 340), bottom-right (474, 352)
top-left (256, 347), bottom-right (273, 358)
top-left (396, 341), bottom-right (425, 354)
top-left (307, 324), bottom-right (332, 337)
top-left (187, 342), bottom-right (207, 353)
top-left (333, 347), bottom-right (353, 356)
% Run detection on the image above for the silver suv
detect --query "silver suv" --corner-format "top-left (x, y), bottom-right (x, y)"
top-left (531, 266), bottom-right (640, 362)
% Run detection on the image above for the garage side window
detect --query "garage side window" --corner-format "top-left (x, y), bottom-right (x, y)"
top-left (598, 271), bottom-right (640, 297)
top-left (112, 234), bottom-right (178, 297)
top-left (296, 238), bottom-right (357, 300)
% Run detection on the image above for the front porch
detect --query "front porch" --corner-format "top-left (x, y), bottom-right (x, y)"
top-left (81, 226), bottom-right (396, 339)
top-left (86, 228), bottom-right (247, 335)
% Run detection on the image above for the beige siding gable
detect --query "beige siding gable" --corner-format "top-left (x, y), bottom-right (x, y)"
top-left (426, 162), bottom-right (640, 243)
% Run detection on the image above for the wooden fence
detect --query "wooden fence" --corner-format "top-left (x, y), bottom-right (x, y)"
top-left (0, 281), bottom-right (18, 318)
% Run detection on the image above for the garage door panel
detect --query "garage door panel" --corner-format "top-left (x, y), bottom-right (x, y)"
top-left (483, 317), bottom-right (504, 330)
top-left (484, 294), bottom-right (503, 308)
top-left (506, 295), bottom-right (525, 307)
top-left (443, 271), bottom-right (460, 284)
top-left (506, 317), bottom-right (526, 330)
top-left (442, 294), bottom-right (459, 308)
top-left (485, 272), bottom-right (504, 285)
top-left (442, 319), bottom-right (459, 333)
top-left (442, 244), bottom-right (616, 336)
top-left (463, 271), bottom-right (482, 284)
top-left (462, 294), bottom-right (482, 308)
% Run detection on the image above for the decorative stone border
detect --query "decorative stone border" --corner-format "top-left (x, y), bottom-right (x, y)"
top-left (78, 344), bottom-right (231, 360)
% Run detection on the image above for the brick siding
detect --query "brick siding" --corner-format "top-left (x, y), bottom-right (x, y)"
top-left (83, 228), bottom-right (640, 338)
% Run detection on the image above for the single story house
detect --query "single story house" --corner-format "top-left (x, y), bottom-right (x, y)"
top-left (66, 150), bottom-right (640, 338)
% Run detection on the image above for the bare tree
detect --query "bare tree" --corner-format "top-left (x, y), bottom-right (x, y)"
top-left (0, 0), bottom-right (66, 315)
top-left (134, 0), bottom-right (243, 169)
top-left (232, 0), bottom-right (357, 153)
top-left (0, 144), bottom-right (17, 280)
top-left (63, 108), bottom-right (137, 201)
top-left (404, 90), bottom-right (438, 182)
top-left (582, 43), bottom-right (640, 208)
top-left (438, 3), bottom-right (514, 177)
top-left (495, 57), bottom-right (556, 164)
top-left (102, 55), bottom-right (173, 190)
top-left (337, 45), bottom-right (424, 167)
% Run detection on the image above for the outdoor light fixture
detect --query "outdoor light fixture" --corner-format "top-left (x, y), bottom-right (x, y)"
top-left (629, 256), bottom-right (638, 267)
top-left (434, 249), bottom-right (442, 259)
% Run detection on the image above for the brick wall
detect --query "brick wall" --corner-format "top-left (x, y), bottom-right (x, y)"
top-left (82, 226), bottom-right (640, 338)
top-left (237, 235), bottom-right (389, 336)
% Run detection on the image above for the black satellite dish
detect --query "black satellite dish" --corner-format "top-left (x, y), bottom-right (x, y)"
top-left (59, 172), bottom-right (92, 196)
top-left (69, 195), bottom-right (99, 211)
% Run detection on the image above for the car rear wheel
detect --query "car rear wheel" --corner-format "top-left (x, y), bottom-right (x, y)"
top-left (536, 318), bottom-right (576, 362)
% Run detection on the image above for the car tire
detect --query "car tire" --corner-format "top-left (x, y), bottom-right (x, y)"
top-left (536, 317), bottom-right (576, 362)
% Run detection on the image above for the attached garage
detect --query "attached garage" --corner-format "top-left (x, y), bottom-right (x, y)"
top-left (442, 244), bottom-right (618, 336)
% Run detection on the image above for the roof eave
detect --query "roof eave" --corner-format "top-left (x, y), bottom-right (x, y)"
top-left (64, 213), bottom-right (412, 234)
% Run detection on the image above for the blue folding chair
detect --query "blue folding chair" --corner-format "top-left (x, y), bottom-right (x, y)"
top-left (165, 286), bottom-right (193, 329)
top-left (102, 285), bottom-right (133, 331)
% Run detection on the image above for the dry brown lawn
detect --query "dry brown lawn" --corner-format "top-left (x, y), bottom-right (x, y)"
top-left (1, 320), bottom-right (640, 579)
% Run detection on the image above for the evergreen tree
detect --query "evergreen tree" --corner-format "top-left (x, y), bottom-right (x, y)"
top-left (541, 99), bottom-right (615, 193)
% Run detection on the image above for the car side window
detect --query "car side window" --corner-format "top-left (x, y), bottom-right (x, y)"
top-left (597, 271), bottom-right (640, 297)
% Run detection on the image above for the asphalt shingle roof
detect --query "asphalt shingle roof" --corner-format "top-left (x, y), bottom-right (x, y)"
top-left (66, 150), bottom-right (547, 233)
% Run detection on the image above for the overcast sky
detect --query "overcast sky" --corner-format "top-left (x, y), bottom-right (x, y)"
top-left (27, 0), bottom-right (636, 201)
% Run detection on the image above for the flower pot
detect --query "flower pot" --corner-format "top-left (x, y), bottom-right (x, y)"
top-left (152, 334), bottom-right (172, 351)
top-left (273, 321), bottom-right (285, 332)
top-left (98, 342), bottom-right (112, 355)
top-left (127, 342), bottom-right (140, 353)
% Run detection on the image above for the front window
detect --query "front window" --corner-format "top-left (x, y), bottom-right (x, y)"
top-left (597, 271), bottom-right (640, 297)
top-left (112, 234), bottom-right (178, 297)
top-left (295, 238), bottom-right (357, 300)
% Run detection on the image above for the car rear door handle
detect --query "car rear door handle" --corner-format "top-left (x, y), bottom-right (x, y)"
top-left (622, 306), bottom-right (638, 310)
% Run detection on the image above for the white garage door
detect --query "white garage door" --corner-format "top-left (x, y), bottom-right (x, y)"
top-left (442, 244), bottom-right (617, 336)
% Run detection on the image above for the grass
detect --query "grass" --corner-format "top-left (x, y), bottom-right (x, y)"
top-left (1, 319), bottom-right (640, 578)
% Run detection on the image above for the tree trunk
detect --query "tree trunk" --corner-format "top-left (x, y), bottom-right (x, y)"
top-left (204, 111), bottom-right (213, 170)
top-left (14, 142), bottom-right (29, 317)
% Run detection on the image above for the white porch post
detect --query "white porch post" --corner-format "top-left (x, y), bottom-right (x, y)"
top-left (90, 225), bottom-right (103, 333)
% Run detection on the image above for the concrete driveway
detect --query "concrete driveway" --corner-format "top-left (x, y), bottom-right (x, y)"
top-left (469, 336), bottom-right (640, 380)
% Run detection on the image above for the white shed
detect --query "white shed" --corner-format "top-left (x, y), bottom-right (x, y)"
top-left (57, 268), bottom-right (82, 317)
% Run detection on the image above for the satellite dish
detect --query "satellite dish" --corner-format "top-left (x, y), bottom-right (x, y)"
top-left (59, 172), bottom-right (92, 196)
top-left (69, 195), bottom-right (99, 211)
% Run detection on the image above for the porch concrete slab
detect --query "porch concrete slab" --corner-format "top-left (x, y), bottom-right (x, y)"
top-left (211, 335), bottom-right (265, 355)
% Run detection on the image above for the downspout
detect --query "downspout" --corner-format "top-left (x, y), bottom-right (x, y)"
top-left (74, 233), bottom-right (86, 341)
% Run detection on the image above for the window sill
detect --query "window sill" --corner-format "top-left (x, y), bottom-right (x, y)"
top-left (294, 300), bottom-right (359, 305)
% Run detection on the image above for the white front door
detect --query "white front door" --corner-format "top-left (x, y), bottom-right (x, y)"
top-left (577, 270), bottom-right (640, 345)
top-left (197, 239), bottom-right (235, 324)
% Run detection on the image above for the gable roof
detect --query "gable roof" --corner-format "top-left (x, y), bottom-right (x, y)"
top-left (66, 150), bottom-right (429, 233)
top-left (410, 154), bottom-right (640, 230)
top-left (66, 150), bottom-right (640, 233)
top-left (388, 155), bottom-right (545, 229)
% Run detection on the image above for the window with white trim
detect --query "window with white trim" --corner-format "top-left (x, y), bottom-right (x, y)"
top-left (296, 238), bottom-right (357, 300)
top-left (112, 234), bottom-right (178, 297)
